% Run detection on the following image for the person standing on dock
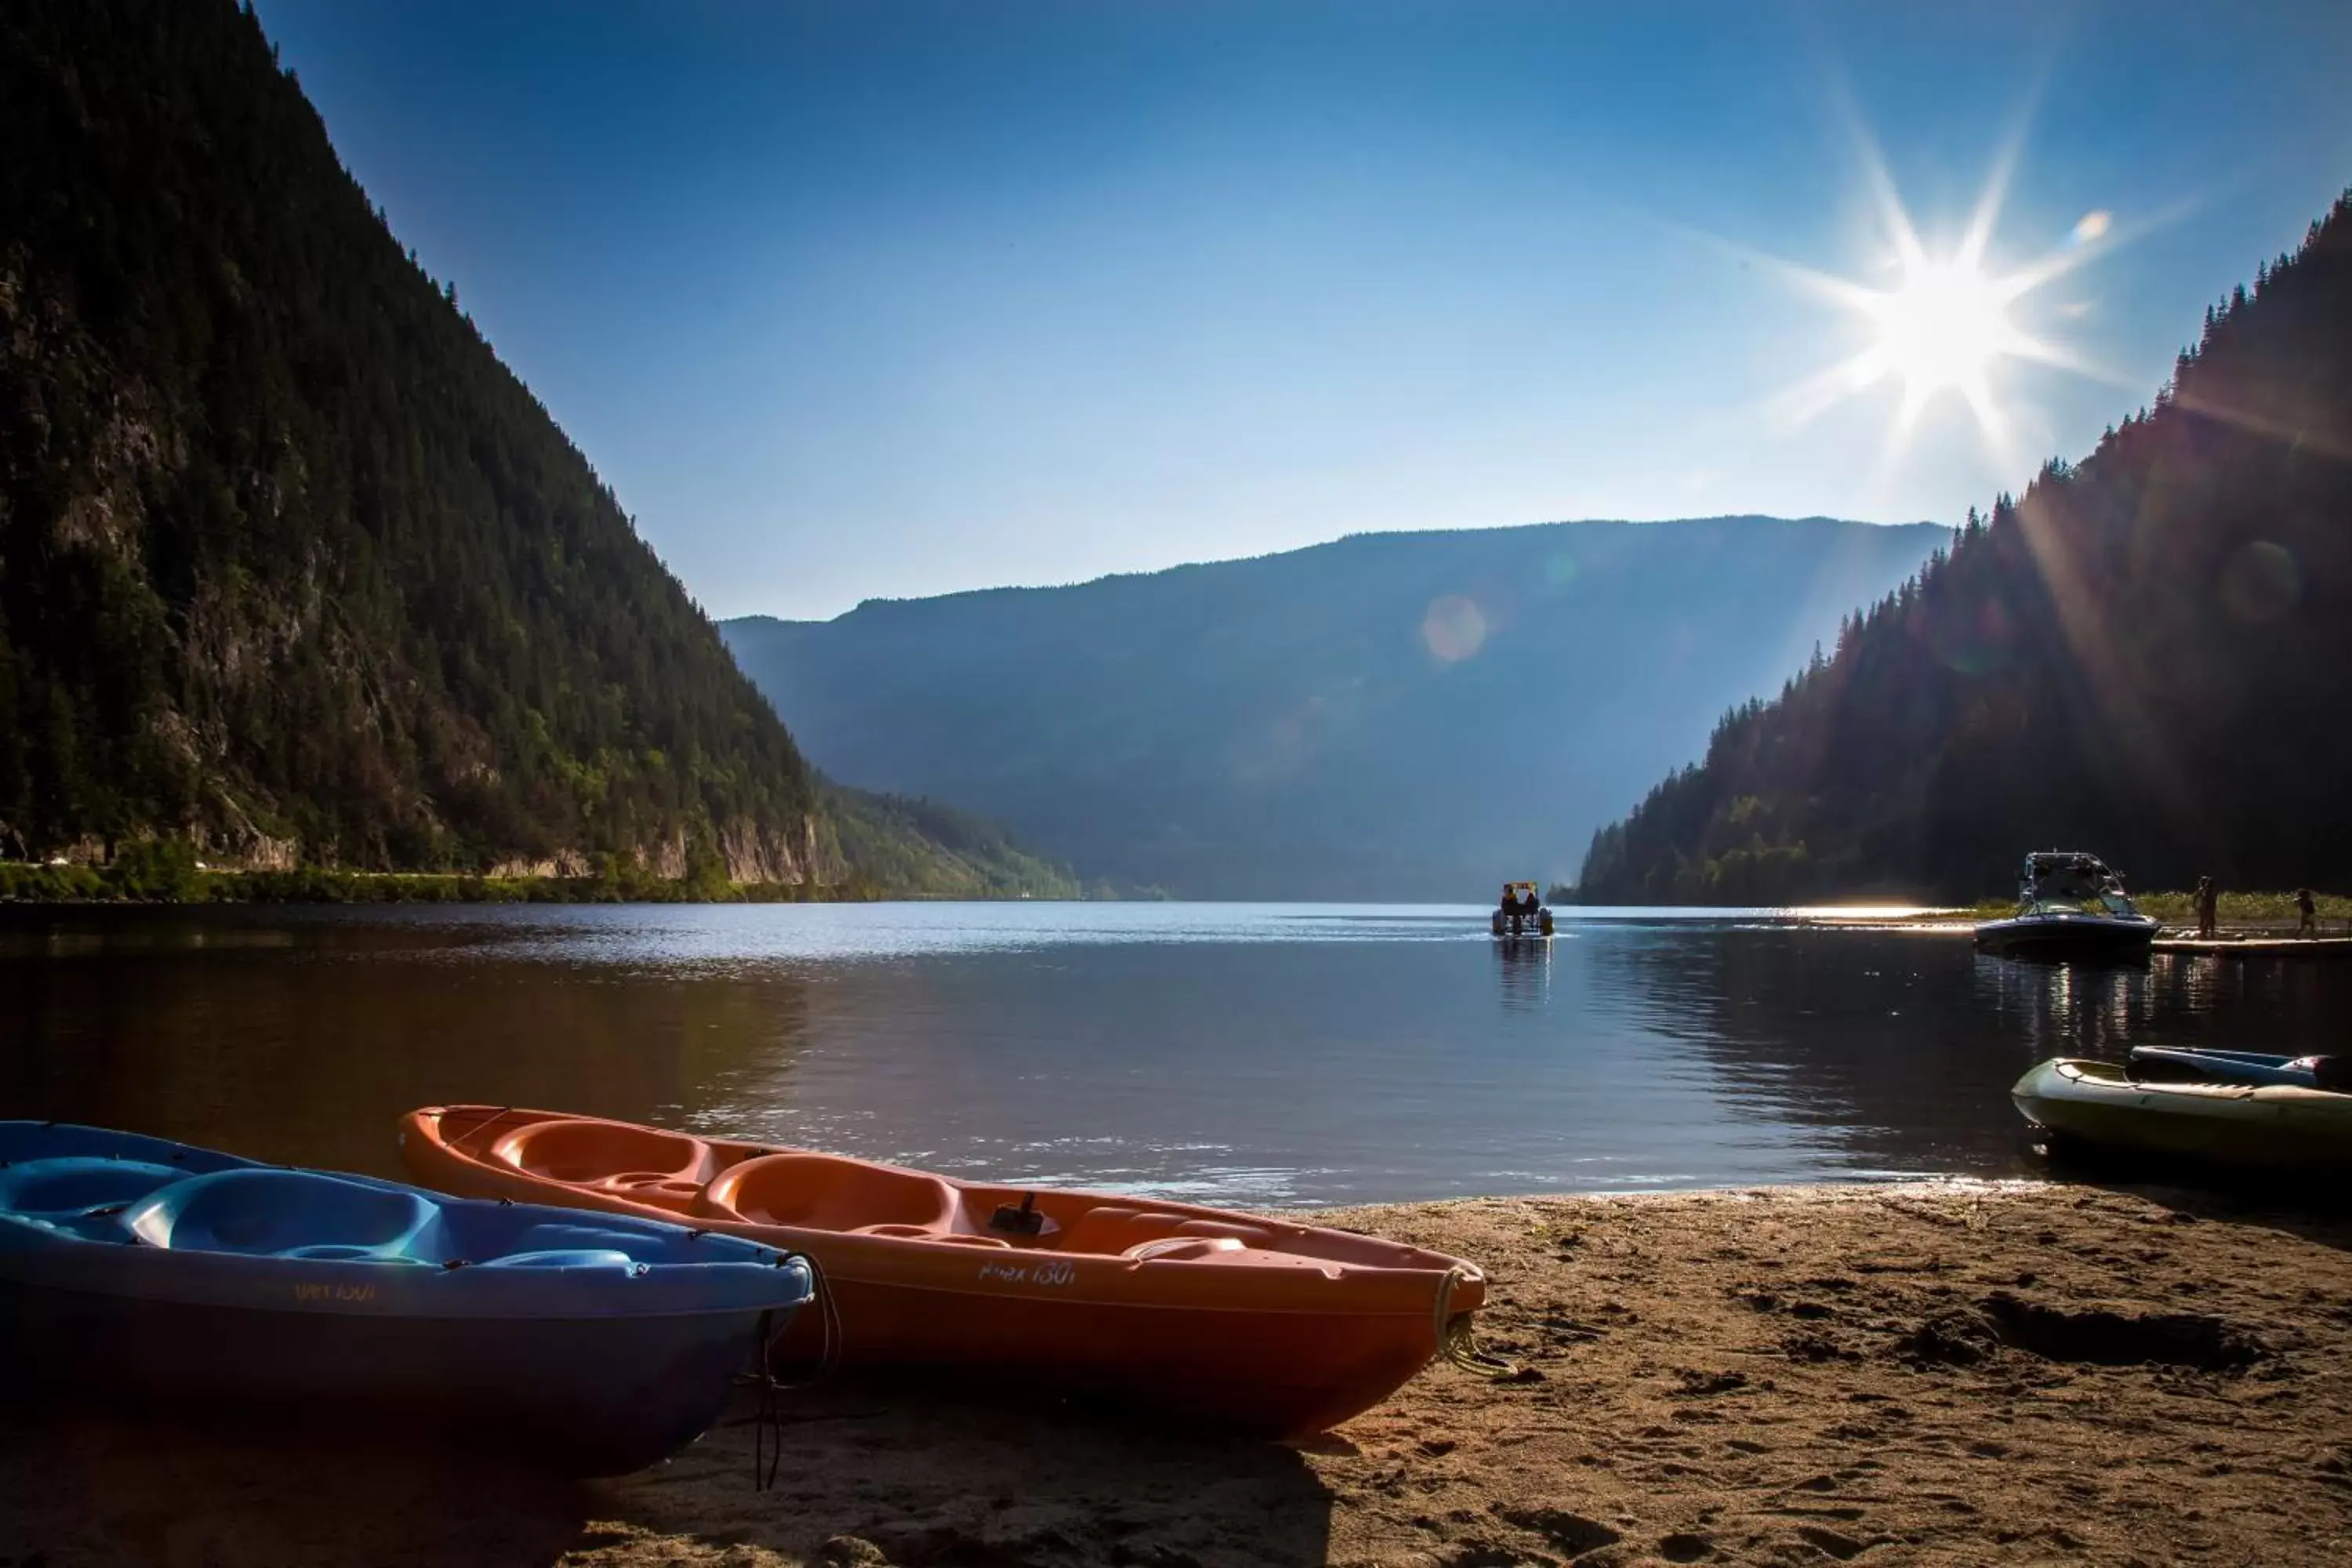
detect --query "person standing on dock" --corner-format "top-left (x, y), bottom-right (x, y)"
top-left (2195, 877), bottom-right (2219, 938)
top-left (2296, 887), bottom-right (2318, 937)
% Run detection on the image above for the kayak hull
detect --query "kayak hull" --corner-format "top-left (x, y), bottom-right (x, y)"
top-left (2011, 1058), bottom-right (2352, 1171)
top-left (1, 1279), bottom-right (765, 1475)
top-left (401, 1105), bottom-right (1486, 1438)
top-left (0, 1122), bottom-right (815, 1475)
top-left (800, 1273), bottom-right (1451, 1437)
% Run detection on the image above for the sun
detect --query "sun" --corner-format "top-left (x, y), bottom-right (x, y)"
top-left (1748, 132), bottom-right (2126, 468)
top-left (1864, 256), bottom-right (2019, 405)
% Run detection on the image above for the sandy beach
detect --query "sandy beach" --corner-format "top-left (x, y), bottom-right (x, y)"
top-left (8, 1179), bottom-right (2350, 1567)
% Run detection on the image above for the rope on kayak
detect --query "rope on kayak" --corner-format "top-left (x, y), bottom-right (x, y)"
top-left (750, 1308), bottom-right (784, 1491)
top-left (1435, 1265), bottom-right (1523, 1380)
top-left (745, 1250), bottom-right (841, 1491)
top-left (440, 1105), bottom-right (517, 1148)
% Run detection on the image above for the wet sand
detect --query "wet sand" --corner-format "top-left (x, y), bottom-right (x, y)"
top-left (7, 1181), bottom-right (2351, 1566)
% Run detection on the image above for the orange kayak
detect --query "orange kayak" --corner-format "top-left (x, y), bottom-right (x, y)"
top-left (399, 1105), bottom-right (1487, 1437)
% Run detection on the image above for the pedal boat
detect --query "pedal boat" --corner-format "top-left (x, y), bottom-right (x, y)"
top-left (401, 1105), bottom-right (1490, 1438)
top-left (2011, 1058), bottom-right (2352, 1171)
top-left (1, 1121), bottom-right (814, 1475)
top-left (1490, 880), bottom-right (1555, 941)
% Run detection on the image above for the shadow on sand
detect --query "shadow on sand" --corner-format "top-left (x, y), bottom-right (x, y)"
top-left (1, 1378), bottom-right (1338, 1568)
top-left (2030, 1134), bottom-right (2352, 1253)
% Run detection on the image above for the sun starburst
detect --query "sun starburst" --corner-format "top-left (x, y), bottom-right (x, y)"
top-left (1752, 129), bottom-right (2136, 474)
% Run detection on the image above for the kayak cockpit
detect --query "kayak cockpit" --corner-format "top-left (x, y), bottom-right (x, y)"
top-left (431, 1105), bottom-right (1470, 1270)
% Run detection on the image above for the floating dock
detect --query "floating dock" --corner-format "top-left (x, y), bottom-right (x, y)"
top-left (2153, 935), bottom-right (2352, 960)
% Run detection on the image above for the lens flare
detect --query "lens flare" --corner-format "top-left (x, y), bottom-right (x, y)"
top-left (2219, 540), bottom-right (2300, 623)
top-left (1421, 594), bottom-right (1486, 663)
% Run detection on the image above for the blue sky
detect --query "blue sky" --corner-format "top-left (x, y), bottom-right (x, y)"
top-left (255, 1), bottom-right (2352, 620)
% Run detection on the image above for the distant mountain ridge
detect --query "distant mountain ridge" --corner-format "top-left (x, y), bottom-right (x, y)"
top-left (1577, 191), bottom-right (2352, 904)
top-left (724, 516), bottom-right (1944, 898)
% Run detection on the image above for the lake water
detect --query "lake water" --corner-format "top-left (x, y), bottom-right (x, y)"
top-left (3, 902), bottom-right (2342, 1207)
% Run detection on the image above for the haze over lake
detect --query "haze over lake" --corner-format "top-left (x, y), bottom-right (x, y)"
top-left (7, 902), bottom-right (2339, 1207)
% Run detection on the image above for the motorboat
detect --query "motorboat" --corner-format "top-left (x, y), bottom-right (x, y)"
top-left (1973, 851), bottom-right (2158, 960)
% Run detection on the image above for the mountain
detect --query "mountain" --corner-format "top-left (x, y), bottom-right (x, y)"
top-left (824, 783), bottom-right (1079, 901)
top-left (723, 517), bottom-right (1944, 899)
top-left (0, 0), bottom-right (1063, 896)
top-left (1577, 192), bottom-right (2352, 906)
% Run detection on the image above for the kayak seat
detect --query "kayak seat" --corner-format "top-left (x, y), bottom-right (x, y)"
top-left (1127, 1236), bottom-right (1247, 1262)
top-left (421, 1214), bottom-right (698, 1269)
top-left (477, 1248), bottom-right (644, 1271)
top-left (127, 1169), bottom-right (443, 1261)
top-left (502, 1221), bottom-right (667, 1253)
top-left (834, 1221), bottom-right (1013, 1248)
top-left (1054, 1207), bottom-right (1199, 1254)
top-left (590, 1172), bottom-right (708, 1212)
top-left (489, 1119), bottom-right (706, 1189)
top-left (0, 1157), bottom-right (184, 1220)
top-left (1054, 1207), bottom-right (1282, 1258)
top-left (702, 1152), bottom-right (956, 1233)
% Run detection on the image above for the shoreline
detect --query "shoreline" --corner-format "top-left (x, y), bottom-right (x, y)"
top-left (0, 863), bottom-right (898, 906)
top-left (8, 1178), bottom-right (2350, 1566)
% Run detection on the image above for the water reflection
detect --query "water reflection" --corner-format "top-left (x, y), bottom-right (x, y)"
top-left (0, 909), bottom-right (812, 1178)
top-left (1490, 939), bottom-right (1552, 1012)
top-left (2, 906), bottom-right (2346, 1206)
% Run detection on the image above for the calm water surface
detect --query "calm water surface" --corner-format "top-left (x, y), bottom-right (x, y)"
top-left (4, 902), bottom-right (2343, 1207)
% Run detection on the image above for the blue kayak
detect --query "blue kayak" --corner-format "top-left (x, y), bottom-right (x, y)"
top-left (0, 1122), bottom-right (816, 1475)
top-left (2126, 1046), bottom-right (2351, 1090)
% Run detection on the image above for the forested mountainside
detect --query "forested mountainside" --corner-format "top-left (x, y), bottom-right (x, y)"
top-left (1577, 192), bottom-right (2352, 905)
top-left (0, 0), bottom-right (1064, 895)
top-left (825, 785), bottom-right (1080, 902)
top-left (0, 0), bottom-right (820, 875)
top-left (724, 517), bottom-right (1941, 899)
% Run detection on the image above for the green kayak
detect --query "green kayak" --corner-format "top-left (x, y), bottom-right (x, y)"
top-left (2011, 1058), bottom-right (2352, 1170)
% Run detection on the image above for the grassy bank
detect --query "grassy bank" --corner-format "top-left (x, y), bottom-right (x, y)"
top-left (1952, 889), bottom-right (2352, 926)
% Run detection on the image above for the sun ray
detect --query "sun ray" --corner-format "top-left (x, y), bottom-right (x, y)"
top-left (1852, 132), bottom-right (1929, 278)
top-left (1955, 127), bottom-right (2025, 274)
top-left (1999, 332), bottom-right (2140, 390)
top-left (1766, 346), bottom-right (1893, 433)
top-left (1958, 370), bottom-right (2015, 470)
